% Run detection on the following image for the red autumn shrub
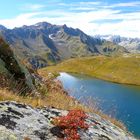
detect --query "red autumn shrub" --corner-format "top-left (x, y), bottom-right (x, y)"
top-left (53, 110), bottom-right (89, 140)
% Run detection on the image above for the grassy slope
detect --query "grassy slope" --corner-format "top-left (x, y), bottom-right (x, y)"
top-left (0, 56), bottom-right (125, 130)
top-left (0, 85), bottom-right (124, 130)
top-left (0, 59), bottom-right (9, 74)
top-left (39, 55), bottom-right (140, 85)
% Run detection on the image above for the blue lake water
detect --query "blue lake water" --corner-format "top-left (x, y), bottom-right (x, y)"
top-left (57, 72), bottom-right (140, 138)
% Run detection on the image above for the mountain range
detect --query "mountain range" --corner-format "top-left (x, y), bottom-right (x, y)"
top-left (0, 22), bottom-right (127, 68)
top-left (98, 35), bottom-right (140, 53)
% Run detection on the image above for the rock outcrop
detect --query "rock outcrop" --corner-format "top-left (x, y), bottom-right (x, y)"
top-left (99, 35), bottom-right (140, 53)
top-left (0, 101), bottom-right (136, 140)
top-left (0, 38), bottom-right (34, 91)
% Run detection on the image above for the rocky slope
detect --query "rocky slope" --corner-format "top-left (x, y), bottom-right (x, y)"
top-left (0, 38), bottom-right (34, 92)
top-left (0, 101), bottom-right (136, 140)
top-left (99, 35), bottom-right (140, 53)
top-left (0, 23), bottom-right (127, 68)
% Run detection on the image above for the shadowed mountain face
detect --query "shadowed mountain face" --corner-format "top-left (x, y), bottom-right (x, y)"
top-left (0, 22), bottom-right (127, 68)
top-left (0, 38), bottom-right (34, 92)
top-left (0, 25), bottom-right (6, 31)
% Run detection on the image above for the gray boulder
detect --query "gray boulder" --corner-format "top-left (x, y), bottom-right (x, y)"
top-left (0, 101), bottom-right (137, 140)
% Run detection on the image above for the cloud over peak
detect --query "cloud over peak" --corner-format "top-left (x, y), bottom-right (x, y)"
top-left (0, 0), bottom-right (140, 38)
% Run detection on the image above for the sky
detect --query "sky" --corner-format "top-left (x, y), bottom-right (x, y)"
top-left (0, 0), bottom-right (140, 37)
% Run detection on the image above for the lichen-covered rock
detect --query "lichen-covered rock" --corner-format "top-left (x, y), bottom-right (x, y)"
top-left (0, 126), bottom-right (18, 140)
top-left (0, 101), bottom-right (137, 140)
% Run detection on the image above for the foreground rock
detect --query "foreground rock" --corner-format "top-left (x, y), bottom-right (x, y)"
top-left (0, 101), bottom-right (137, 140)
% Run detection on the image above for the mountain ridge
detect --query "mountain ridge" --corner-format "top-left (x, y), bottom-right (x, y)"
top-left (0, 22), bottom-right (127, 68)
top-left (98, 35), bottom-right (140, 53)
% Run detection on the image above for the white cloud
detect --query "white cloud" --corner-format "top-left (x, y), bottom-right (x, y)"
top-left (108, 1), bottom-right (140, 8)
top-left (0, 12), bottom-right (43, 27)
top-left (69, 7), bottom-right (97, 11)
top-left (0, 1), bottom-right (140, 38)
top-left (21, 4), bottom-right (45, 11)
top-left (79, 2), bottom-right (101, 5)
top-left (94, 20), bottom-right (140, 37)
top-left (58, 1), bottom-right (101, 6)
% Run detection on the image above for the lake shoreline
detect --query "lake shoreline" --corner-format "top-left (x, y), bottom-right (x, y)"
top-left (57, 72), bottom-right (140, 138)
top-left (39, 56), bottom-right (140, 87)
top-left (62, 71), bottom-right (140, 87)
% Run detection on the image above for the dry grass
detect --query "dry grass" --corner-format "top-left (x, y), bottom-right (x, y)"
top-left (0, 70), bottom-right (126, 131)
top-left (0, 89), bottom-right (41, 107)
top-left (0, 88), bottom-right (125, 130)
top-left (93, 109), bottom-right (126, 130)
top-left (46, 91), bottom-right (92, 111)
top-left (0, 87), bottom-right (126, 131)
top-left (0, 87), bottom-right (91, 112)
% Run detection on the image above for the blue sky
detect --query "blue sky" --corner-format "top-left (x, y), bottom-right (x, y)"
top-left (0, 0), bottom-right (140, 37)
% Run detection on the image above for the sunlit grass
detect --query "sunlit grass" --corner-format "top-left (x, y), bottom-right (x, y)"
top-left (39, 55), bottom-right (140, 85)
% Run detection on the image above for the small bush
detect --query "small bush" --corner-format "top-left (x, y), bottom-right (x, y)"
top-left (53, 110), bottom-right (89, 140)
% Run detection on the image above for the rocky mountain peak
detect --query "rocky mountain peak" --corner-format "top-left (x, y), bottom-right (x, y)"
top-left (0, 22), bottom-right (127, 68)
top-left (34, 22), bottom-right (52, 29)
top-left (0, 25), bottom-right (7, 31)
top-left (98, 35), bottom-right (140, 53)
